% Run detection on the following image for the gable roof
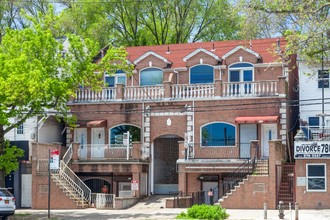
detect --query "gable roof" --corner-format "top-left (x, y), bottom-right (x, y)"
top-left (183, 48), bottom-right (221, 62)
top-left (222, 45), bottom-right (261, 59)
top-left (133, 51), bottom-right (172, 65)
top-left (94, 38), bottom-right (285, 68)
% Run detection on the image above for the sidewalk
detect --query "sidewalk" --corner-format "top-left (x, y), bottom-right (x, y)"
top-left (13, 208), bottom-right (330, 220)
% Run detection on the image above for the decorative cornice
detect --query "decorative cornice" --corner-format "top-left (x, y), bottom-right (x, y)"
top-left (183, 48), bottom-right (221, 62)
top-left (222, 46), bottom-right (261, 59)
top-left (133, 51), bottom-right (172, 65)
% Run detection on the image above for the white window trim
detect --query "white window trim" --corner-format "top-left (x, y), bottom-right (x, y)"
top-left (200, 121), bottom-right (237, 148)
top-left (139, 67), bottom-right (163, 86)
top-left (104, 72), bottom-right (127, 86)
top-left (189, 64), bottom-right (215, 84)
top-left (228, 63), bottom-right (254, 82)
top-left (17, 123), bottom-right (24, 135)
top-left (306, 163), bottom-right (327, 192)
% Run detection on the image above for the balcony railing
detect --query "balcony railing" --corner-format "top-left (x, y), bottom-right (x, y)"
top-left (124, 86), bottom-right (165, 101)
top-left (172, 84), bottom-right (215, 99)
top-left (72, 79), bottom-right (284, 103)
top-left (78, 144), bottom-right (133, 160)
top-left (300, 126), bottom-right (330, 141)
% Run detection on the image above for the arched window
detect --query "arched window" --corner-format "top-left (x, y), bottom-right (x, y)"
top-left (190, 65), bottom-right (214, 84)
top-left (229, 63), bottom-right (254, 94)
top-left (110, 125), bottom-right (141, 145)
top-left (140, 68), bottom-right (163, 86)
top-left (201, 122), bottom-right (236, 147)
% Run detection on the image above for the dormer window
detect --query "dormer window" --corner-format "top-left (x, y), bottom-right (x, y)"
top-left (105, 70), bottom-right (126, 87)
top-left (190, 65), bottom-right (214, 84)
top-left (229, 63), bottom-right (254, 94)
top-left (140, 68), bottom-right (163, 86)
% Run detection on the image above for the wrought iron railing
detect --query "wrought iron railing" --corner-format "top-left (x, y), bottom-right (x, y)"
top-left (219, 157), bottom-right (256, 199)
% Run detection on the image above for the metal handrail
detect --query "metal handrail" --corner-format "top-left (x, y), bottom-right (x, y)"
top-left (62, 143), bottom-right (73, 165)
top-left (54, 143), bottom-right (92, 206)
top-left (219, 146), bottom-right (258, 199)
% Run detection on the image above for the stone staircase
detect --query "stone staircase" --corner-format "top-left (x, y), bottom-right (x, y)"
top-left (51, 173), bottom-right (90, 208)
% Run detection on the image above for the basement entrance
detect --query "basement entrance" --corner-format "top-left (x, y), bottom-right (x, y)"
top-left (153, 135), bottom-right (183, 195)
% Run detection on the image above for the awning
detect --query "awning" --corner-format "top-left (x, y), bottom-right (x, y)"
top-left (235, 116), bottom-right (278, 124)
top-left (86, 120), bottom-right (107, 127)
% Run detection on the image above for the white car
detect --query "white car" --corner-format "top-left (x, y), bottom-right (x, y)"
top-left (0, 188), bottom-right (15, 220)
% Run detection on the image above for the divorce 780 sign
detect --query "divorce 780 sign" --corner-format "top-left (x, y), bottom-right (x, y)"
top-left (294, 141), bottom-right (330, 159)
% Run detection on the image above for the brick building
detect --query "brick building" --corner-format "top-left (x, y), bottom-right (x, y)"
top-left (32, 38), bottom-right (299, 209)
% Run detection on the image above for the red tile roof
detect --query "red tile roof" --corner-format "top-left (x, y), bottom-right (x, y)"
top-left (125, 38), bottom-right (285, 68)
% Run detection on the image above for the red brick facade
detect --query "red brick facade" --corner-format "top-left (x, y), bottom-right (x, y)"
top-left (31, 38), bottom-right (300, 209)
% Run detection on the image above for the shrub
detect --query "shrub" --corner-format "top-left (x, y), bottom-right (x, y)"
top-left (176, 204), bottom-right (229, 220)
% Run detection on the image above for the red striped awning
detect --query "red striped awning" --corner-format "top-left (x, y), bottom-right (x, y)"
top-left (235, 116), bottom-right (278, 124)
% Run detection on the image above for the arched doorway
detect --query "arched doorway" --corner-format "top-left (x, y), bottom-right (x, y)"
top-left (153, 135), bottom-right (183, 194)
top-left (84, 178), bottom-right (111, 194)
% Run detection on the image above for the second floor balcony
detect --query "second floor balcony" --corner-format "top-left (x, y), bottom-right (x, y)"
top-left (300, 126), bottom-right (330, 141)
top-left (71, 78), bottom-right (286, 104)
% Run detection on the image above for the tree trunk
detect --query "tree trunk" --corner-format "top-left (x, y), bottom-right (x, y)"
top-left (0, 125), bottom-right (6, 186)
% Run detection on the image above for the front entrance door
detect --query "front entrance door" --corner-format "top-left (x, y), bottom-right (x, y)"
top-left (75, 128), bottom-right (87, 159)
top-left (153, 136), bottom-right (183, 195)
top-left (91, 128), bottom-right (105, 159)
top-left (261, 124), bottom-right (277, 158)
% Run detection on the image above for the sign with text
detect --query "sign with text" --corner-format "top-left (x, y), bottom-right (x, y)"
top-left (131, 180), bottom-right (139, 191)
top-left (294, 141), bottom-right (330, 159)
top-left (50, 150), bottom-right (60, 170)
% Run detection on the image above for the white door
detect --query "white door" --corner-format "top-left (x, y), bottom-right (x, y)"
top-left (75, 128), bottom-right (87, 159)
top-left (91, 128), bottom-right (105, 158)
top-left (261, 124), bottom-right (277, 158)
top-left (21, 174), bottom-right (32, 207)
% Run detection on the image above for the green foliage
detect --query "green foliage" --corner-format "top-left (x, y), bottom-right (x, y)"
top-left (0, 141), bottom-right (24, 175)
top-left (239, 0), bottom-right (330, 67)
top-left (57, 0), bottom-right (241, 47)
top-left (176, 204), bottom-right (229, 220)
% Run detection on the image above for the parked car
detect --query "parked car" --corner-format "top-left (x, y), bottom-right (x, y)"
top-left (0, 188), bottom-right (15, 220)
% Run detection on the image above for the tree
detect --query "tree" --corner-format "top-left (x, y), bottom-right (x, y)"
top-left (57, 0), bottom-right (241, 47)
top-left (0, 7), bottom-right (132, 186)
top-left (239, 0), bottom-right (330, 66)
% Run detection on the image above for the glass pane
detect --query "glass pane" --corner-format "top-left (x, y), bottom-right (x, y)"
top-left (230, 63), bottom-right (253, 68)
top-left (308, 177), bottom-right (325, 190)
top-left (308, 117), bottom-right (319, 127)
top-left (110, 125), bottom-right (141, 144)
top-left (140, 68), bottom-right (163, 86)
top-left (105, 76), bottom-right (115, 87)
top-left (243, 70), bottom-right (253, 82)
top-left (201, 123), bottom-right (236, 146)
top-left (190, 65), bottom-right (214, 84)
top-left (318, 70), bottom-right (329, 88)
top-left (117, 76), bottom-right (126, 85)
top-left (308, 165), bottom-right (325, 176)
top-left (229, 70), bottom-right (240, 82)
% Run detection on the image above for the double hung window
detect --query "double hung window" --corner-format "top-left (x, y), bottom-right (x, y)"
top-left (318, 70), bottom-right (329, 88)
top-left (306, 164), bottom-right (326, 192)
